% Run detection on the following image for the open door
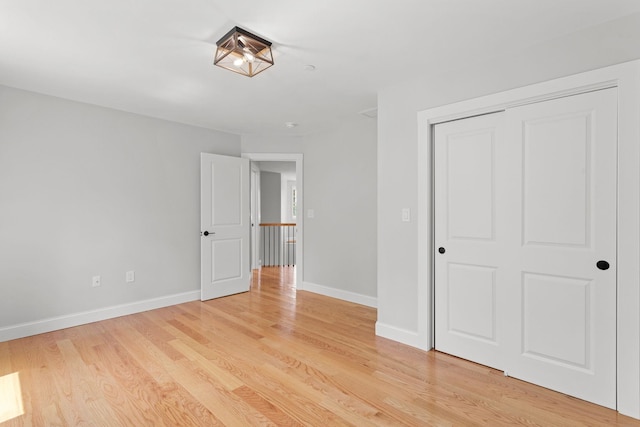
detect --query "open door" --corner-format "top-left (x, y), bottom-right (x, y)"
top-left (201, 153), bottom-right (250, 300)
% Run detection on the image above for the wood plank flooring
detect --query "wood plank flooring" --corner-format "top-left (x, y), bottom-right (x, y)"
top-left (1, 266), bottom-right (639, 426)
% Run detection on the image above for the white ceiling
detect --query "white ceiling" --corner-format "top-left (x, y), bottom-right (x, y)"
top-left (1, 1), bottom-right (640, 137)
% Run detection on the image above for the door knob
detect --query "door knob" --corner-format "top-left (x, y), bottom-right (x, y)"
top-left (203, 231), bottom-right (215, 236)
top-left (438, 247), bottom-right (446, 254)
top-left (596, 260), bottom-right (610, 270)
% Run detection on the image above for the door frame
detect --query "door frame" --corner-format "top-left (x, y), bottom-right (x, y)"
top-left (250, 162), bottom-right (261, 269)
top-left (417, 60), bottom-right (640, 418)
top-left (242, 153), bottom-right (304, 289)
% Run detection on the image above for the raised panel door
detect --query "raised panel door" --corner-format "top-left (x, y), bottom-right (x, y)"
top-left (434, 112), bottom-right (506, 370)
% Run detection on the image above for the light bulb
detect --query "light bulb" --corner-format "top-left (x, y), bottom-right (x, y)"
top-left (233, 58), bottom-right (244, 67)
top-left (243, 52), bottom-right (255, 63)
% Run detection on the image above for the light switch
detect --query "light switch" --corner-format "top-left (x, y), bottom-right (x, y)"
top-left (402, 208), bottom-right (411, 222)
top-left (126, 271), bottom-right (135, 283)
top-left (307, 209), bottom-right (315, 218)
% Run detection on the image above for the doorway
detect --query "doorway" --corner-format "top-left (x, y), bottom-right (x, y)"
top-left (242, 153), bottom-right (304, 290)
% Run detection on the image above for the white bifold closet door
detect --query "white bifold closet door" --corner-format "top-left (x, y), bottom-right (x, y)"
top-left (434, 88), bottom-right (617, 409)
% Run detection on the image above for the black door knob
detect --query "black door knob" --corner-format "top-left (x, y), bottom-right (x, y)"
top-left (438, 247), bottom-right (446, 254)
top-left (203, 231), bottom-right (211, 236)
top-left (596, 260), bottom-right (610, 270)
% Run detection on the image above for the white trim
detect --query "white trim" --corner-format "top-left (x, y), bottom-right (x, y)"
top-left (0, 291), bottom-right (200, 343)
top-left (250, 162), bottom-right (261, 269)
top-left (375, 322), bottom-right (423, 348)
top-left (242, 153), bottom-right (304, 289)
top-left (301, 281), bottom-right (377, 308)
top-left (417, 60), bottom-right (640, 418)
top-left (416, 103), bottom-right (433, 351)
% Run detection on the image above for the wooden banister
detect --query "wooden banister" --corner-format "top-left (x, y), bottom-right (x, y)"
top-left (260, 223), bottom-right (297, 266)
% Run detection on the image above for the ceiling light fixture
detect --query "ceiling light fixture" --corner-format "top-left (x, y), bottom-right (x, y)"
top-left (214, 26), bottom-right (274, 77)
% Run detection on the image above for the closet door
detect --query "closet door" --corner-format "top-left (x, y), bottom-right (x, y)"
top-left (434, 88), bottom-right (617, 409)
top-left (434, 112), bottom-right (507, 370)
top-left (503, 88), bottom-right (617, 408)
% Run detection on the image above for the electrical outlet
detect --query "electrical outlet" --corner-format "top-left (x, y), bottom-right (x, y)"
top-left (92, 275), bottom-right (101, 287)
top-left (126, 271), bottom-right (135, 283)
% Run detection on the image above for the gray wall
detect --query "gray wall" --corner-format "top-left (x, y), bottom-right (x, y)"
top-left (0, 85), bottom-right (240, 327)
top-left (376, 13), bottom-right (640, 340)
top-left (242, 117), bottom-right (377, 298)
top-left (303, 121), bottom-right (377, 297)
top-left (260, 171), bottom-right (282, 223)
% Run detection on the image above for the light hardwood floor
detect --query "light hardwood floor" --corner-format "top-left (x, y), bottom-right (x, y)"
top-left (1, 266), bottom-right (639, 426)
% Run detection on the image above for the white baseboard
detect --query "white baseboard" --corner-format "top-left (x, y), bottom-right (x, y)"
top-left (0, 290), bottom-right (201, 343)
top-left (375, 321), bottom-right (429, 351)
top-left (300, 281), bottom-right (377, 308)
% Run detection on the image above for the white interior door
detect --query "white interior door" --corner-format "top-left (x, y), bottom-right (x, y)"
top-left (434, 112), bottom-right (507, 370)
top-left (503, 88), bottom-right (617, 408)
top-left (201, 153), bottom-right (250, 300)
top-left (434, 88), bottom-right (617, 408)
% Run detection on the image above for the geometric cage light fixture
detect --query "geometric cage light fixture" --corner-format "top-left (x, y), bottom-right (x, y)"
top-left (214, 26), bottom-right (274, 77)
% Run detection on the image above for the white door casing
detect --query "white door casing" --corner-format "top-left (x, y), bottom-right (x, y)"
top-left (250, 162), bottom-right (261, 269)
top-left (241, 153), bottom-right (304, 289)
top-left (434, 89), bottom-right (617, 408)
top-left (201, 153), bottom-right (251, 301)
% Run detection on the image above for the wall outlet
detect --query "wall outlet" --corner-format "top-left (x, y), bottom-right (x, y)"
top-left (126, 271), bottom-right (135, 283)
top-left (92, 275), bottom-right (101, 287)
